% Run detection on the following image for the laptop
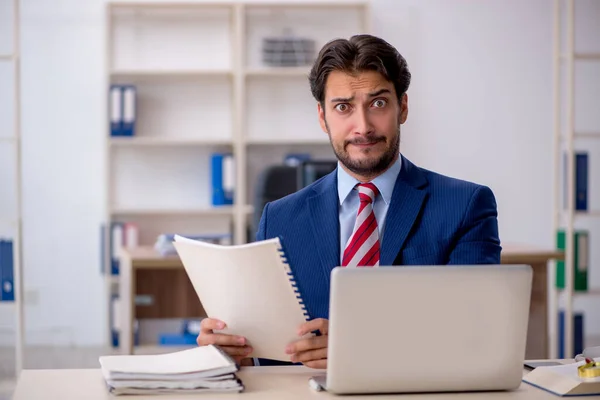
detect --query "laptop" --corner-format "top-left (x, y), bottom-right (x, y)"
top-left (310, 264), bottom-right (532, 394)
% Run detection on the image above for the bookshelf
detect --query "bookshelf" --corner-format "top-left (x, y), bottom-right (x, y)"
top-left (104, 0), bottom-right (370, 349)
top-left (0, 0), bottom-right (23, 376)
top-left (552, 0), bottom-right (600, 359)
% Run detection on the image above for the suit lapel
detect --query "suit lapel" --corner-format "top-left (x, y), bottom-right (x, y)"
top-left (307, 172), bottom-right (340, 284)
top-left (380, 156), bottom-right (428, 265)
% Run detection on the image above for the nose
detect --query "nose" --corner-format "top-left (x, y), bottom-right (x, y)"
top-left (353, 108), bottom-right (374, 136)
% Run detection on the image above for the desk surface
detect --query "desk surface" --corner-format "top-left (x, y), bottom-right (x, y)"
top-left (12, 365), bottom-right (595, 400)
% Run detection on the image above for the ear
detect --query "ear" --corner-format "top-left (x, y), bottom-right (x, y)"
top-left (318, 102), bottom-right (329, 133)
top-left (398, 93), bottom-right (409, 125)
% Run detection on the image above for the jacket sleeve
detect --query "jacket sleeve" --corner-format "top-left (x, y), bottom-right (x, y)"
top-left (448, 185), bottom-right (502, 264)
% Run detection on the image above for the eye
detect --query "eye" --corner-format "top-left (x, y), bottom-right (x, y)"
top-left (334, 103), bottom-right (350, 113)
top-left (372, 99), bottom-right (387, 108)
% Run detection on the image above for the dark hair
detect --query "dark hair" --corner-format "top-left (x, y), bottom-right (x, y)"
top-left (309, 34), bottom-right (411, 106)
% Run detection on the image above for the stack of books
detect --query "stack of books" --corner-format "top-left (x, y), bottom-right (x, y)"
top-left (99, 345), bottom-right (244, 395)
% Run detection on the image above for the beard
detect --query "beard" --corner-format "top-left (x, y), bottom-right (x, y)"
top-left (328, 127), bottom-right (400, 177)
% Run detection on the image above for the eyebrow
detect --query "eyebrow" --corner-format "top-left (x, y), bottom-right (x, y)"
top-left (330, 88), bottom-right (392, 103)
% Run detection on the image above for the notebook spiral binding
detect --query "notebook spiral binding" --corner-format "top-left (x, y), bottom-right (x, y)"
top-left (276, 237), bottom-right (311, 323)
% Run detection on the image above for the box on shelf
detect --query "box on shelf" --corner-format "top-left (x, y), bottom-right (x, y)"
top-left (154, 233), bottom-right (232, 256)
top-left (555, 229), bottom-right (588, 291)
top-left (262, 32), bottom-right (315, 67)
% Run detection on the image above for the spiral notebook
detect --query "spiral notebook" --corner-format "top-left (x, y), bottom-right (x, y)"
top-left (172, 235), bottom-right (311, 361)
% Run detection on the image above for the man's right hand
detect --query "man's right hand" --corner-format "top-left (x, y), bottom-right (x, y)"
top-left (197, 318), bottom-right (254, 365)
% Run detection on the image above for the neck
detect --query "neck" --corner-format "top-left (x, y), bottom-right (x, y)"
top-left (341, 153), bottom-right (399, 183)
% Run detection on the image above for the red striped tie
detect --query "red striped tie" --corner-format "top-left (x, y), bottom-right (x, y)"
top-left (342, 183), bottom-right (380, 267)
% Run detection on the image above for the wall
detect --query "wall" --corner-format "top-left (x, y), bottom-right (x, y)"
top-left (0, 0), bottom-right (598, 347)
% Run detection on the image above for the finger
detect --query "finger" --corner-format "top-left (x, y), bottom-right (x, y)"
top-left (291, 348), bottom-right (327, 363)
top-left (198, 333), bottom-right (247, 347)
top-left (298, 318), bottom-right (328, 336)
top-left (304, 359), bottom-right (327, 369)
top-left (286, 335), bottom-right (328, 354)
top-left (200, 318), bottom-right (226, 332)
top-left (219, 345), bottom-right (254, 357)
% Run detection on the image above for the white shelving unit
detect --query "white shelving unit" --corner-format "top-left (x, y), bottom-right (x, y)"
top-left (552, 0), bottom-right (600, 359)
top-left (104, 0), bottom-right (370, 348)
top-left (0, 0), bottom-right (24, 377)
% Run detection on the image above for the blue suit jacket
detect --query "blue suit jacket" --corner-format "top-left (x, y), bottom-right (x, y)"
top-left (255, 155), bottom-right (501, 364)
top-left (257, 154), bottom-right (501, 319)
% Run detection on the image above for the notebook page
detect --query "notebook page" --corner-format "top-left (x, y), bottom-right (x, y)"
top-left (173, 235), bottom-right (310, 361)
top-left (99, 345), bottom-right (232, 375)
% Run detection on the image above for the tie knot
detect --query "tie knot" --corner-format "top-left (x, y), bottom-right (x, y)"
top-left (357, 183), bottom-right (379, 204)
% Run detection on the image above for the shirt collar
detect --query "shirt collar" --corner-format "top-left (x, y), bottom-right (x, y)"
top-left (337, 155), bottom-right (402, 206)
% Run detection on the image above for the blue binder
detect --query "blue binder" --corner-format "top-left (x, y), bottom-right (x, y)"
top-left (121, 85), bottom-right (136, 137)
top-left (558, 310), bottom-right (584, 358)
top-left (575, 153), bottom-right (588, 211)
top-left (0, 240), bottom-right (14, 302)
top-left (109, 85), bottom-right (123, 137)
top-left (211, 153), bottom-right (234, 206)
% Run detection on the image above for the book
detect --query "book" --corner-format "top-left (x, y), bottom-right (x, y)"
top-left (523, 359), bottom-right (600, 396)
top-left (172, 235), bottom-right (311, 361)
top-left (98, 345), bottom-right (243, 395)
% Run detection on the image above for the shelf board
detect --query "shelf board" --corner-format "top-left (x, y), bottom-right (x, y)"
top-left (557, 288), bottom-right (600, 296)
top-left (0, 54), bottom-right (15, 61)
top-left (247, 138), bottom-right (330, 145)
top-left (244, 0), bottom-right (368, 8)
top-left (0, 137), bottom-right (18, 143)
top-left (109, 2), bottom-right (236, 9)
top-left (110, 69), bottom-right (232, 81)
top-left (575, 132), bottom-right (600, 139)
top-left (244, 66), bottom-right (311, 77)
top-left (111, 205), bottom-right (253, 216)
top-left (575, 210), bottom-right (600, 217)
top-left (560, 53), bottom-right (600, 60)
top-left (109, 137), bottom-right (233, 147)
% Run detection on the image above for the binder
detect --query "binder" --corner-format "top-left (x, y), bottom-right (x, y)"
top-left (0, 240), bottom-right (14, 302)
top-left (556, 230), bottom-right (588, 291)
top-left (121, 85), bottom-right (137, 137)
top-left (211, 153), bottom-right (234, 206)
top-left (109, 85), bottom-right (123, 137)
top-left (173, 235), bottom-right (310, 361)
top-left (111, 222), bottom-right (124, 275)
top-left (575, 153), bottom-right (588, 211)
top-left (558, 310), bottom-right (584, 358)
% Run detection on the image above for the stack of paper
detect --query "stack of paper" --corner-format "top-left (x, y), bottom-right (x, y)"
top-left (523, 360), bottom-right (600, 396)
top-left (99, 345), bottom-right (244, 395)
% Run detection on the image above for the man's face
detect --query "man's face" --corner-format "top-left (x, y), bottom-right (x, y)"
top-left (318, 70), bottom-right (408, 178)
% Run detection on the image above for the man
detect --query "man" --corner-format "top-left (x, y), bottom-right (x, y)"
top-left (197, 34), bottom-right (501, 369)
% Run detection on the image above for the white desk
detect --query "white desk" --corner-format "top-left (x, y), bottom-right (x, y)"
top-left (12, 365), bottom-right (598, 399)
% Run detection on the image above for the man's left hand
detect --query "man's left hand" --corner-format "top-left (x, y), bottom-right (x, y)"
top-left (285, 318), bottom-right (329, 369)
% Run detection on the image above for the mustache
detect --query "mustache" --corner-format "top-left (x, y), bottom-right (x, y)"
top-left (345, 136), bottom-right (386, 146)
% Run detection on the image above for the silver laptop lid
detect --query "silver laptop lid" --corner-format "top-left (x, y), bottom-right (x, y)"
top-left (326, 265), bottom-right (532, 394)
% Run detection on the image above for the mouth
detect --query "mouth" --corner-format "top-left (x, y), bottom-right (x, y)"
top-left (346, 137), bottom-right (384, 149)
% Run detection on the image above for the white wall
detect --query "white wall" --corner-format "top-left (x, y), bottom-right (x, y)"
top-left (0, 0), bottom-right (598, 347)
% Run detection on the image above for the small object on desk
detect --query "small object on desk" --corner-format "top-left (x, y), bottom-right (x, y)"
top-left (522, 359), bottom-right (600, 396)
top-left (578, 360), bottom-right (600, 378)
top-left (98, 345), bottom-right (243, 395)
